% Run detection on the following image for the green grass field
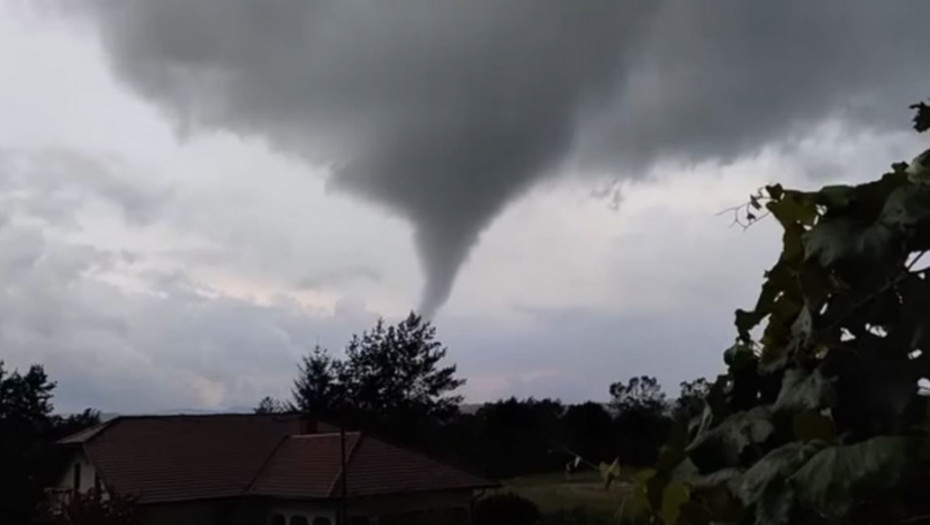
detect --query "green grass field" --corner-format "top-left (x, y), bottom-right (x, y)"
top-left (492, 470), bottom-right (636, 522)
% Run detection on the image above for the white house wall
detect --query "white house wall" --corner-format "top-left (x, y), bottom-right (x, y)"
top-left (55, 450), bottom-right (98, 494)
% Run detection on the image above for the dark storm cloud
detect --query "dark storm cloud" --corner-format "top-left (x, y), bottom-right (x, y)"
top-left (71, 0), bottom-right (930, 314)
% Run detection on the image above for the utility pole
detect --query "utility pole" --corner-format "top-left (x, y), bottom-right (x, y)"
top-left (339, 409), bottom-right (349, 524)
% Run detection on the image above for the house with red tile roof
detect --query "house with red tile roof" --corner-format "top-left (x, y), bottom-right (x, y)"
top-left (51, 413), bottom-right (494, 525)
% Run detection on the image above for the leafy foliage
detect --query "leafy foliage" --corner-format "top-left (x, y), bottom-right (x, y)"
top-left (610, 376), bottom-right (668, 414)
top-left (291, 345), bottom-right (344, 416)
top-left (253, 395), bottom-right (288, 414)
top-left (629, 102), bottom-right (930, 524)
top-left (289, 312), bottom-right (465, 421)
top-left (563, 402), bottom-right (616, 464)
top-left (673, 378), bottom-right (710, 423)
top-left (0, 362), bottom-right (101, 523)
top-left (0, 362), bottom-right (56, 522)
top-left (475, 397), bottom-right (567, 477)
top-left (611, 376), bottom-right (673, 466)
top-left (34, 490), bottom-right (137, 525)
top-left (341, 312), bottom-right (465, 419)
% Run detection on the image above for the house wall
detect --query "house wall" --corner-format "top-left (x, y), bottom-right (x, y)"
top-left (269, 499), bottom-right (336, 524)
top-left (140, 499), bottom-right (281, 525)
top-left (55, 450), bottom-right (99, 494)
top-left (276, 490), bottom-right (473, 525)
top-left (138, 501), bottom-right (218, 525)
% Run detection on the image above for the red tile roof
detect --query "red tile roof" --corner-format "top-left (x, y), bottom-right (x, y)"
top-left (58, 413), bottom-right (491, 504)
top-left (249, 433), bottom-right (493, 499)
top-left (248, 433), bottom-right (362, 498)
top-left (339, 434), bottom-right (494, 497)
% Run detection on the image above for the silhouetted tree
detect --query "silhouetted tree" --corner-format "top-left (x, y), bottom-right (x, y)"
top-left (341, 313), bottom-right (464, 420)
top-left (1, 361), bottom-right (56, 523)
top-left (50, 410), bottom-right (102, 437)
top-left (609, 376), bottom-right (671, 465)
top-left (291, 345), bottom-right (344, 417)
top-left (474, 398), bottom-right (565, 477)
top-left (609, 375), bottom-right (667, 414)
top-left (672, 377), bottom-right (709, 422)
top-left (561, 402), bottom-right (615, 462)
top-left (0, 362), bottom-right (100, 523)
top-left (253, 396), bottom-right (287, 414)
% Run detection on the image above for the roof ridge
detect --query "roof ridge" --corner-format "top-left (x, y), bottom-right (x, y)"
top-left (110, 412), bottom-right (307, 420)
top-left (57, 417), bottom-right (119, 445)
top-left (243, 434), bottom-right (291, 494)
top-left (326, 431), bottom-right (364, 498)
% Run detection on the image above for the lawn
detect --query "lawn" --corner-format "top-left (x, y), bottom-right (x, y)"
top-left (492, 469), bottom-right (636, 522)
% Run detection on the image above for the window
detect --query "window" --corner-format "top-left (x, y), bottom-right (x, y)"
top-left (271, 514), bottom-right (286, 525)
top-left (73, 463), bottom-right (82, 492)
top-left (289, 516), bottom-right (309, 525)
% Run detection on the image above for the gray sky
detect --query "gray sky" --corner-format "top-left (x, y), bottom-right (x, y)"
top-left (0, 1), bottom-right (927, 413)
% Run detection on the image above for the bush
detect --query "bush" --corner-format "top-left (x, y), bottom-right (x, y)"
top-left (474, 493), bottom-right (541, 525)
top-left (34, 490), bottom-right (137, 525)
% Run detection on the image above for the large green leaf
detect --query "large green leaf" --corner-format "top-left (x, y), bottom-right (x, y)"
top-left (790, 436), bottom-right (916, 520)
top-left (772, 368), bottom-right (831, 414)
top-left (732, 442), bottom-right (825, 525)
top-left (880, 183), bottom-right (930, 230)
top-left (817, 185), bottom-right (855, 209)
top-left (660, 482), bottom-right (689, 524)
top-left (753, 485), bottom-right (794, 525)
top-left (792, 410), bottom-right (835, 442)
top-left (681, 465), bottom-right (742, 490)
top-left (766, 192), bottom-right (818, 228)
top-left (803, 217), bottom-right (896, 268)
top-left (732, 442), bottom-right (823, 508)
top-left (688, 406), bottom-right (773, 472)
top-left (907, 148), bottom-right (930, 183)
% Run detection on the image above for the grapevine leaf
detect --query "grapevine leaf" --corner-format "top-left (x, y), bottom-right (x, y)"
top-left (792, 410), bottom-right (834, 442)
top-left (906, 148), bottom-right (930, 183)
top-left (732, 441), bottom-right (824, 525)
top-left (766, 192), bottom-right (817, 228)
top-left (677, 501), bottom-right (711, 525)
top-left (687, 406), bottom-right (774, 472)
top-left (790, 437), bottom-right (916, 520)
top-left (660, 482), bottom-right (689, 525)
top-left (803, 217), bottom-right (896, 268)
top-left (682, 466), bottom-right (742, 490)
top-left (754, 485), bottom-right (794, 525)
top-left (765, 184), bottom-right (784, 200)
top-left (732, 441), bottom-right (823, 507)
top-left (773, 368), bottom-right (831, 414)
top-left (912, 101), bottom-right (930, 132)
top-left (817, 185), bottom-right (854, 209)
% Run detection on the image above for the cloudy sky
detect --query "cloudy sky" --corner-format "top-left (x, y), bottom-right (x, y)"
top-left (1, 1), bottom-right (928, 413)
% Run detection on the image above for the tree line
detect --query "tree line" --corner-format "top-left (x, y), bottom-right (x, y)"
top-left (1, 312), bottom-right (704, 521)
top-left (256, 312), bottom-right (708, 479)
